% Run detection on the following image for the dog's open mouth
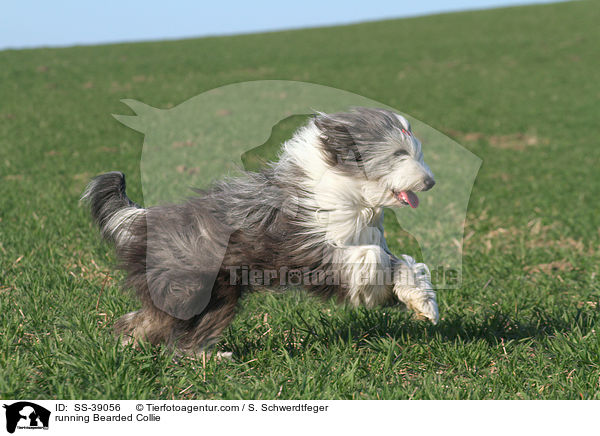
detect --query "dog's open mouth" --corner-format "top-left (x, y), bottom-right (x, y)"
top-left (393, 190), bottom-right (419, 208)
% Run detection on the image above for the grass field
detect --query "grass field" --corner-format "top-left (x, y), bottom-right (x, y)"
top-left (1, 1), bottom-right (599, 399)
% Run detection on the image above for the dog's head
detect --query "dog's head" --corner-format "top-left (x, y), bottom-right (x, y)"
top-left (314, 107), bottom-right (435, 208)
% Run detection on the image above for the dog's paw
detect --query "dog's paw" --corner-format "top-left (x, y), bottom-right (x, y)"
top-left (411, 293), bottom-right (439, 324)
top-left (214, 351), bottom-right (234, 361)
top-left (395, 255), bottom-right (439, 324)
top-left (396, 285), bottom-right (439, 324)
top-left (185, 350), bottom-right (234, 362)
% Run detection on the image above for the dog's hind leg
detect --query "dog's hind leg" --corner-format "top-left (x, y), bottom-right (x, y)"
top-left (114, 281), bottom-right (242, 356)
top-left (175, 281), bottom-right (242, 356)
top-left (113, 310), bottom-right (139, 345)
top-left (393, 255), bottom-right (439, 324)
top-left (113, 307), bottom-right (182, 347)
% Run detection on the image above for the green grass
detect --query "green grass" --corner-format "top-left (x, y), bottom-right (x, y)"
top-left (1, 1), bottom-right (600, 399)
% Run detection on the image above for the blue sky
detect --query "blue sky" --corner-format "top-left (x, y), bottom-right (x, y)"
top-left (0, 0), bottom-right (562, 50)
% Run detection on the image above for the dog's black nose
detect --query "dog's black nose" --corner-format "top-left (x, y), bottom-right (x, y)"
top-left (422, 177), bottom-right (436, 191)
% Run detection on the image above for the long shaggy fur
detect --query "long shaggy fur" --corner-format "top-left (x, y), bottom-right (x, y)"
top-left (83, 107), bottom-right (439, 354)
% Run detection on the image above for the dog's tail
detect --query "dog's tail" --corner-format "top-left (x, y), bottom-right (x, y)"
top-left (81, 171), bottom-right (146, 246)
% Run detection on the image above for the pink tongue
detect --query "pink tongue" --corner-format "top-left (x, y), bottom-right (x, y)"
top-left (400, 191), bottom-right (419, 208)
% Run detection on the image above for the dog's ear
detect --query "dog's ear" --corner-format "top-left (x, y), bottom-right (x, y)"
top-left (315, 113), bottom-right (355, 148)
top-left (314, 113), bottom-right (366, 175)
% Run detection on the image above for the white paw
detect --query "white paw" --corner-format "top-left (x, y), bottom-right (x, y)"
top-left (214, 351), bottom-right (234, 361)
top-left (395, 256), bottom-right (439, 324)
top-left (412, 292), bottom-right (439, 325)
top-left (190, 350), bottom-right (234, 361)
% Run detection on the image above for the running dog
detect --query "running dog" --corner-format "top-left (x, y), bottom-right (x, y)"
top-left (83, 107), bottom-right (438, 355)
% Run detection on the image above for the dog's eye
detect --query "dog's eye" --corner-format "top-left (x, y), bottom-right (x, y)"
top-left (394, 149), bottom-right (409, 157)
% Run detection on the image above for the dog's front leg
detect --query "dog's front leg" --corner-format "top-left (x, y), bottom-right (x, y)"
top-left (338, 246), bottom-right (439, 323)
top-left (393, 255), bottom-right (439, 324)
top-left (340, 244), bottom-right (395, 308)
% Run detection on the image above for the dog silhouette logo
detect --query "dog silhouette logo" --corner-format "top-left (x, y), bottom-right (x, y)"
top-left (3, 402), bottom-right (50, 433)
top-left (111, 81), bottom-right (481, 321)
